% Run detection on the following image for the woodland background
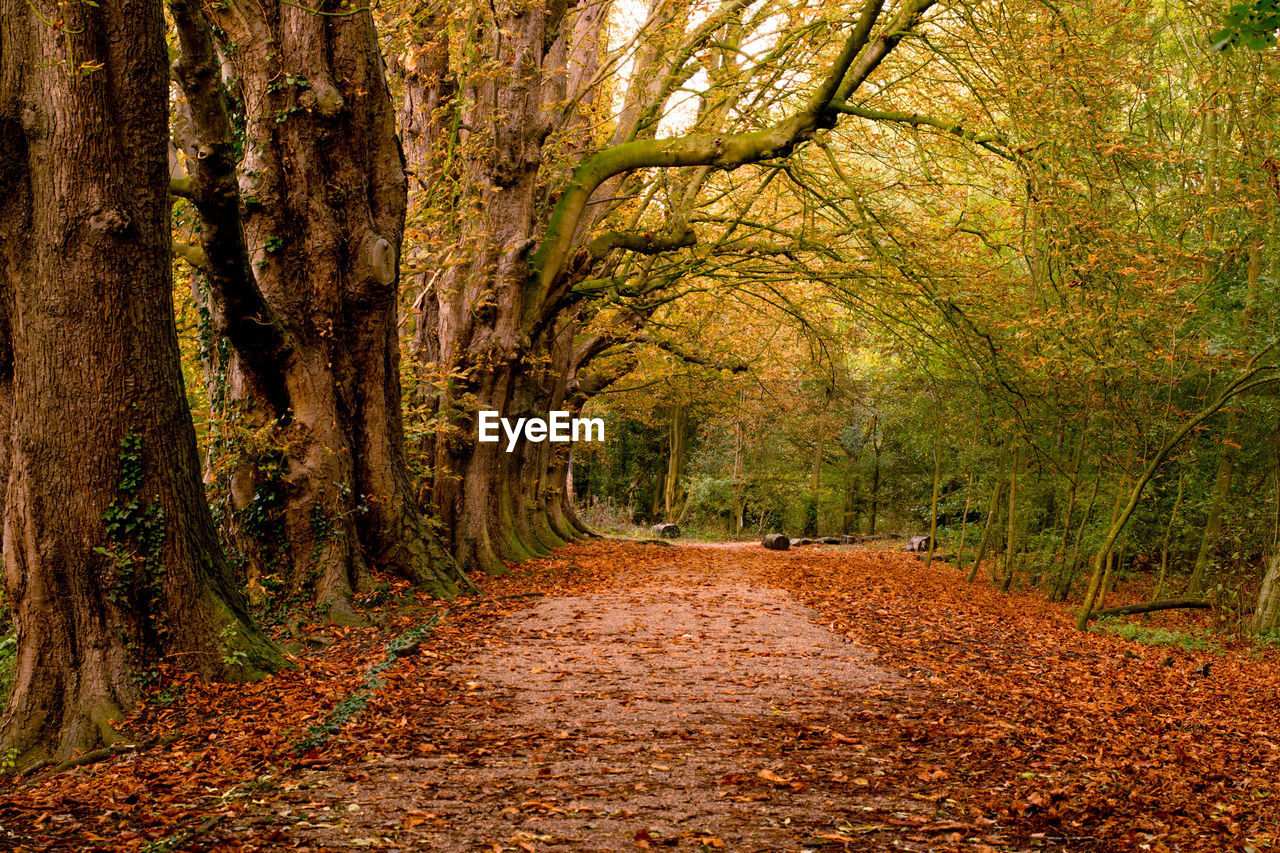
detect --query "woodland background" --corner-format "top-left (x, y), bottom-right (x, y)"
top-left (2, 0), bottom-right (1280, 768)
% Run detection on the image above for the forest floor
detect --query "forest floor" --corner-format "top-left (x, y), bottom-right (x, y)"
top-left (2, 542), bottom-right (1279, 852)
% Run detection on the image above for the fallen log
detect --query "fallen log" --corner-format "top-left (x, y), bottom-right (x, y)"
top-left (1088, 598), bottom-right (1212, 620)
top-left (818, 536), bottom-right (842, 545)
top-left (652, 523), bottom-right (681, 539)
top-left (762, 533), bottom-right (790, 550)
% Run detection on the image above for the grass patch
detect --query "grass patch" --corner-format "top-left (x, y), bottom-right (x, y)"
top-left (1096, 618), bottom-right (1220, 653)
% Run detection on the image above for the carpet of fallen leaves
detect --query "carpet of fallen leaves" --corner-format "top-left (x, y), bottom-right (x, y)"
top-left (0, 541), bottom-right (1277, 852)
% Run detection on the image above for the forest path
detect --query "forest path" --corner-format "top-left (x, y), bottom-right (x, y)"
top-left (14, 541), bottom-right (1272, 852)
top-left (230, 545), bottom-right (1053, 852)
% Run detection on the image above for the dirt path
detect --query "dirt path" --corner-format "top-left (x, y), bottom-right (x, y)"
top-left (232, 550), bottom-right (961, 851)
top-left (9, 541), bottom-right (1279, 851)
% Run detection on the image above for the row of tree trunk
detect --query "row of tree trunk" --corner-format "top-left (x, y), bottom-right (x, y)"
top-left (0, 0), bottom-right (938, 765)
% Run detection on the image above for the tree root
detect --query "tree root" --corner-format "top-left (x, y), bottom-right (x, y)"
top-left (19, 732), bottom-right (183, 779)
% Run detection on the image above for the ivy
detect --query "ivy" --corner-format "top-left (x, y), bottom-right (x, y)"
top-left (95, 432), bottom-right (167, 631)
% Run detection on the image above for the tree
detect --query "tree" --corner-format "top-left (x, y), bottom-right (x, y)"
top-left (401, 0), bottom-right (939, 572)
top-left (0, 0), bottom-right (282, 766)
top-left (168, 0), bottom-right (468, 620)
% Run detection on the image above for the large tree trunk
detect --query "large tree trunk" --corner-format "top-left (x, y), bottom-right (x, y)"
top-left (402, 0), bottom-right (617, 573)
top-left (0, 0), bottom-right (281, 766)
top-left (170, 0), bottom-right (466, 617)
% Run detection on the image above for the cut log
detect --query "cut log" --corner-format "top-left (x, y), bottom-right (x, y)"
top-left (1087, 598), bottom-right (1213, 620)
top-left (907, 535), bottom-right (932, 552)
top-left (762, 533), bottom-right (790, 551)
top-left (652, 523), bottom-right (681, 539)
top-left (818, 536), bottom-right (842, 545)
top-left (795, 538), bottom-right (813, 546)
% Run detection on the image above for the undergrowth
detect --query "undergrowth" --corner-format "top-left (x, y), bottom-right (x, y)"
top-left (1095, 617), bottom-right (1221, 653)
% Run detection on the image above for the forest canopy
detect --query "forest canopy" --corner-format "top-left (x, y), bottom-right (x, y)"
top-left (1, 0), bottom-right (1279, 774)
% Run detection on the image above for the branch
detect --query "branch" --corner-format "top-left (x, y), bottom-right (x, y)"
top-left (169, 176), bottom-right (195, 198)
top-left (172, 240), bottom-right (209, 271)
top-left (586, 224), bottom-right (697, 259)
top-left (1076, 363), bottom-right (1279, 630)
top-left (635, 334), bottom-right (748, 373)
top-left (829, 100), bottom-right (1016, 160)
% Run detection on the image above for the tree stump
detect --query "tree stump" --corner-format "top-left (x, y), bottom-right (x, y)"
top-left (907, 535), bottom-right (932, 552)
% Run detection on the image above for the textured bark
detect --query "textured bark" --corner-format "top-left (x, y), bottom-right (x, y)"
top-left (1089, 599), bottom-right (1211, 620)
top-left (1253, 552), bottom-right (1280, 633)
top-left (0, 0), bottom-right (281, 766)
top-left (170, 0), bottom-right (466, 614)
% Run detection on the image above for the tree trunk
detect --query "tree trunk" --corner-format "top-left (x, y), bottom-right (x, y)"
top-left (1050, 425), bottom-right (1086, 591)
top-left (733, 402), bottom-right (747, 535)
top-left (956, 465), bottom-right (974, 570)
top-left (665, 405), bottom-right (688, 523)
top-left (1187, 432), bottom-right (1237, 595)
top-left (170, 0), bottom-right (467, 616)
top-left (1000, 444), bottom-right (1022, 592)
top-left (0, 0), bottom-right (281, 766)
top-left (925, 414), bottom-right (943, 569)
top-left (1053, 463), bottom-right (1101, 602)
top-left (967, 451), bottom-right (1005, 583)
top-left (804, 431), bottom-right (824, 536)
top-left (1252, 552), bottom-right (1280, 634)
top-left (868, 431), bottom-right (882, 535)
top-left (1154, 470), bottom-right (1184, 601)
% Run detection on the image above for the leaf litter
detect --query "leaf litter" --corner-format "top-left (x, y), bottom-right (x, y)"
top-left (0, 541), bottom-right (1275, 852)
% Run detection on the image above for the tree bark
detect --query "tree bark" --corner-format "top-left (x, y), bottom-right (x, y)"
top-left (1252, 551), bottom-right (1280, 633)
top-left (169, 0), bottom-right (467, 616)
top-left (0, 0), bottom-right (282, 766)
top-left (1154, 470), bottom-right (1184, 601)
top-left (956, 465), bottom-right (974, 570)
top-left (1089, 599), bottom-right (1211, 620)
top-left (804, 430), bottom-right (824, 536)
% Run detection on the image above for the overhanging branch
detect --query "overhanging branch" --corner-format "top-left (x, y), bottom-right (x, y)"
top-left (526, 0), bottom-right (938, 327)
top-left (636, 333), bottom-right (749, 373)
top-left (587, 224), bottom-right (697, 259)
top-left (829, 100), bottom-right (1016, 161)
